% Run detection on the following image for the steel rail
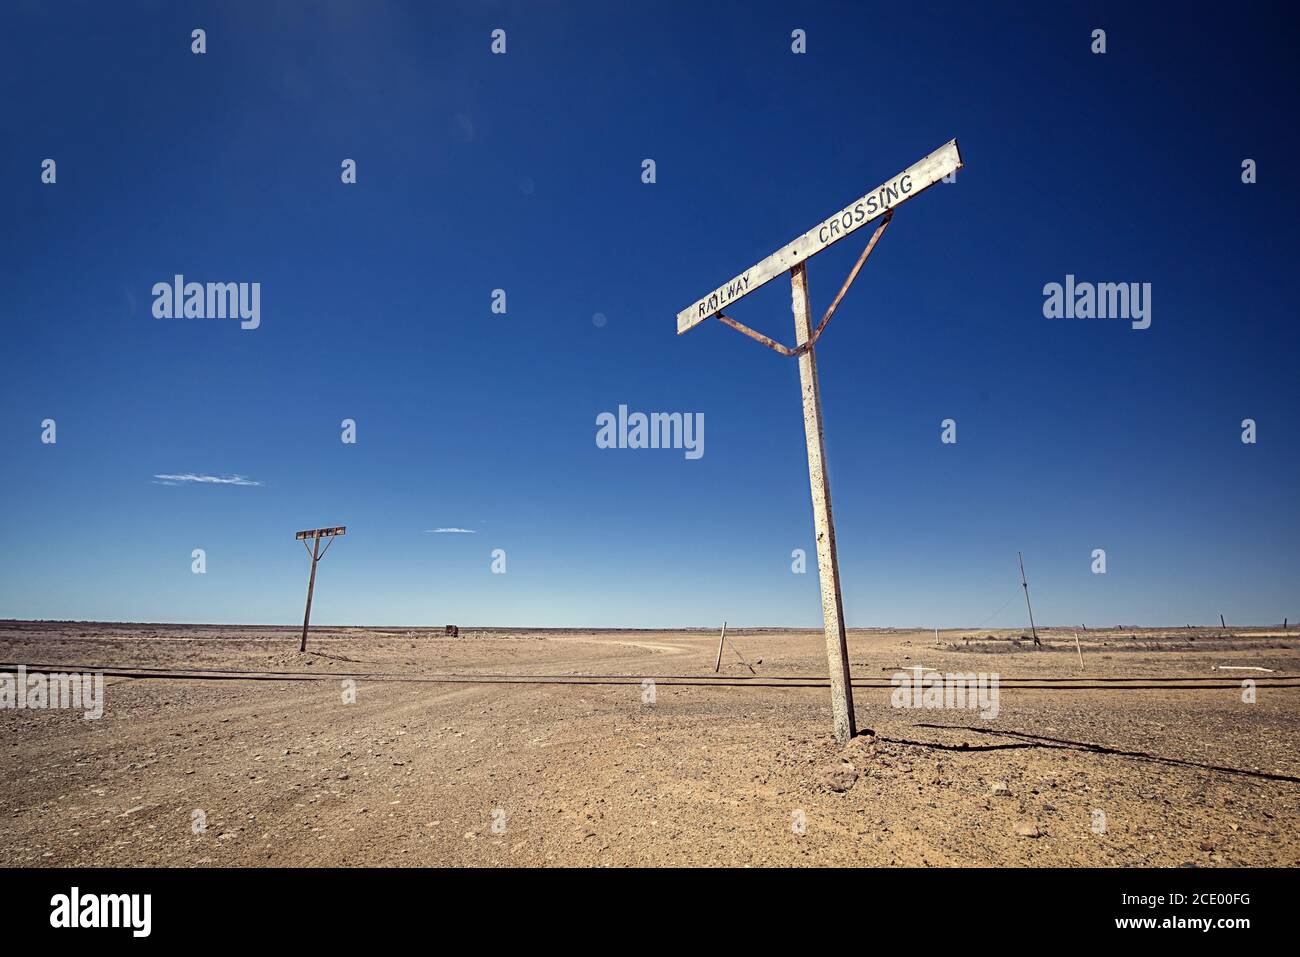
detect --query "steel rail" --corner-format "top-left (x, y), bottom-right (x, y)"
top-left (6, 662), bottom-right (1297, 692)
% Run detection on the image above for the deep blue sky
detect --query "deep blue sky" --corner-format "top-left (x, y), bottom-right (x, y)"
top-left (2, 2), bottom-right (1297, 627)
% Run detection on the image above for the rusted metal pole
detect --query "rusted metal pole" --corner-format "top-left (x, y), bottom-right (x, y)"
top-left (791, 262), bottom-right (856, 744)
top-left (1018, 551), bottom-right (1040, 648)
top-left (714, 621), bottom-right (727, 673)
top-left (299, 535), bottom-right (321, 653)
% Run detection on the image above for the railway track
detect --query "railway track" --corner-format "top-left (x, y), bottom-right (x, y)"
top-left (5, 660), bottom-right (1298, 692)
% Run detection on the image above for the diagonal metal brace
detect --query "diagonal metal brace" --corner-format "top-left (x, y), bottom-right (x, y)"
top-left (716, 209), bottom-right (893, 357)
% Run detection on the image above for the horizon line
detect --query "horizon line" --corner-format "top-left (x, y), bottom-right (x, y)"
top-left (0, 618), bottom-right (1291, 632)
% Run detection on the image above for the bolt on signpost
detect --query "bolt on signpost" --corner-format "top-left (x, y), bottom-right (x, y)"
top-left (675, 141), bottom-right (964, 743)
top-left (296, 526), bottom-right (346, 652)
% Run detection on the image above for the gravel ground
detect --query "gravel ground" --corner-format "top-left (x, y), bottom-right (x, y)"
top-left (1, 621), bottom-right (1297, 867)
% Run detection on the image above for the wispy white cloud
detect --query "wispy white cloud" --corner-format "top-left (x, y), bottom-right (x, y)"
top-left (425, 527), bottom-right (476, 534)
top-left (153, 473), bottom-right (263, 487)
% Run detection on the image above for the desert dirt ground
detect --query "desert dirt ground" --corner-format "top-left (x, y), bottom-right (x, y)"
top-left (1, 620), bottom-right (1298, 867)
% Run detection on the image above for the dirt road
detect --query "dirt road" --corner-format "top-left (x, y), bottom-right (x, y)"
top-left (2, 622), bottom-right (1297, 866)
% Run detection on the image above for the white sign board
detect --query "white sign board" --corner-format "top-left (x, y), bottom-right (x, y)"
top-left (676, 139), bottom-right (962, 334)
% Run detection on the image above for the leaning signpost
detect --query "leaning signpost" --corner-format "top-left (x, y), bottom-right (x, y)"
top-left (296, 526), bottom-right (347, 652)
top-left (676, 140), bottom-right (964, 743)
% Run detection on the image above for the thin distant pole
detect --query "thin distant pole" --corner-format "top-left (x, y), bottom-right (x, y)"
top-left (714, 621), bottom-right (727, 673)
top-left (1074, 631), bottom-right (1084, 669)
top-left (300, 535), bottom-right (321, 653)
top-left (1018, 551), bottom-right (1041, 649)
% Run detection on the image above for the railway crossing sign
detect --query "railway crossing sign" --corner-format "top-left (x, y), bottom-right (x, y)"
top-left (677, 140), bottom-right (962, 335)
top-left (295, 526), bottom-right (346, 652)
top-left (676, 140), bottom-right (964, 743)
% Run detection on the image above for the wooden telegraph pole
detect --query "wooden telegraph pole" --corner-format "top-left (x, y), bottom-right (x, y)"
top-left (296, 526), bottom-right (347, 652)
top-left (302, 534), bottom-right (321, 649)
top-left (714, 621), bottom-right (728, 673)
top-left (675, 141), bottom-right (964, 743)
